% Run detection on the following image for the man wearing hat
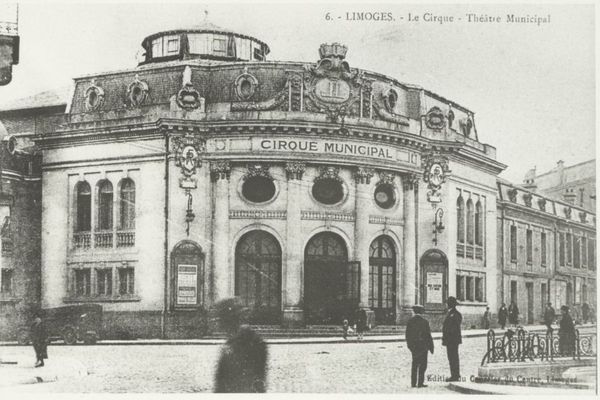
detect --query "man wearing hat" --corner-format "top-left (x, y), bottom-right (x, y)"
top-left (406, 305), bottom-right (434, 388)
top-left (442, 296), bottom-right (462, 382)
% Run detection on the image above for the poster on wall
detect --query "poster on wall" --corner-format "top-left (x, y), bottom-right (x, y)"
top-left (177, 264), bottom-right (198, 305)
top-left (426, 272), bottom-right (443, 303)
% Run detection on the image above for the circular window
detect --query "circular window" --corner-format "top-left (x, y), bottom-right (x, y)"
top-left (374, 184), bottom-right (396, 209)
top-left (312, 178), bottom-right (344, 205)
top-left (242, 176), bottom-right (276, 203)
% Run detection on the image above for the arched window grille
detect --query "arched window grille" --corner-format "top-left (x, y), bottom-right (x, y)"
top-left (119, 179), bottom-right (135, 230)
top-left (76, 181), bottom-right (91, 232)
top-left (457, 195), bottom-right (465, 244)
top-left (466, 199), bottom-right (474, 245)
top-left (475, 200), bottom-right (483, 246)
top-left (97, 180), bottom-right (113, 231)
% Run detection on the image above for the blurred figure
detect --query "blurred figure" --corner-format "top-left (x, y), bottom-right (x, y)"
top-left (31, 312), bottom-right (48, 368)
top-left (213, 298), bottom-right (268, 393)
top-left (442, 296), bottom-right (462, 382)
top-left (559, 305), bottom-right (576, 356)
top-left (406, 305), bottom-right (433, 388)
top-left (342, 318), bottom-right (354, 340)
top-left (508, 302), bottom-right (519, 326)
top-left (544, 302), bottom-right (556, 332)
top-left (498, 303), bottom-right (508, 329)
top-left (582, 302), bottom-right (590, 324)
top-left (482, 307), bottom-right (491, 329)
top-left (354, 308), bottom-right (368, 341)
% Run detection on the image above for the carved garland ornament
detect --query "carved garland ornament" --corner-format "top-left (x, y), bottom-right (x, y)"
top-left (377, 171), bottom-right (396, 187)
top-left (244, 164), bottom-right (273, 181)
top-left (422, 152), bottom-right (450, 203)
top-left (353, 167), bottom-right (375, 185)
top-left (315, 166), bottom-right (342, 183)
top-left (425, 106), bottom-right (445, 130)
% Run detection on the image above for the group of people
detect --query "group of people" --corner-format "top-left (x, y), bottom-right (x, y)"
top-left (496, 302), bottom-right (520, 329)
top-left (341, 308), bottom-right (369, 341)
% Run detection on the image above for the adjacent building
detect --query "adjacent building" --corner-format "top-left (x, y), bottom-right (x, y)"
top-left (0, 22), bottom-right (594, 338)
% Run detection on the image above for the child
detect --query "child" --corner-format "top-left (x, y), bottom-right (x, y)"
top-left (342, 319), bottom-right (353, 340)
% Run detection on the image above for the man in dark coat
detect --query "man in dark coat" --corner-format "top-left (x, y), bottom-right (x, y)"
top-left (544, 302), bottom-right (556, 332)
top-left (558, 305), bottom-right (576, 356)
top-left (31, 312), bottom-right (48, 368)
top-left (355, 308), bottom-right (368, 341)
top-left (582, 303), bottom-right (590, 324)
top-left (406, 305), bottom-right (434, 388)
top-left (214, 298), bottom-right (268, 393)
top-left (442, 296), bottom-right (462, 382)
top-left (482, 307), bottom-right (491, 329)
top-left (508, 302), bottom-right (519, 326)
top-left (498, 303), bottom-right (508, 329)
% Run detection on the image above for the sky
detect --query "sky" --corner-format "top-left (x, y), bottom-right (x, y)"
top-left (0, 2), bottom-right (595, 183)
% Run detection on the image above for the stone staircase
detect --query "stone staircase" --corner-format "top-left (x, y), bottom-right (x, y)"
top-left (206, 325), bottom-right (405, 339)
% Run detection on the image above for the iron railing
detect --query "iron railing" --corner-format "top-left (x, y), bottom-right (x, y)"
top-left (481, 327), bottom-right (596, 366)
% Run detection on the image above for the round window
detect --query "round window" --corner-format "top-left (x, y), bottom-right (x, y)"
top-left (242, 176), bottom-right (276, 203)
top-left (312, 178), bottom-right (344, 205)
top-left (374, 184), bottom-right (396, 209)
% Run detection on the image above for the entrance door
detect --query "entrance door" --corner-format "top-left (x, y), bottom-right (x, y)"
top-left (235, 230), bottom-right (282, 324)
top-left (304, 232), bottom-right (356, 324)
top-left (526, 282), bottom-right (534, 324)
top-left (369, 235), bottom-right (397, 324)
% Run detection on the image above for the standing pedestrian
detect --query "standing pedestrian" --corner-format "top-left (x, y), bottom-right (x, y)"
top-left (30, 311), bottom-right (48, 368)
top-left (558, 305), bottom-right (576, 356)
top-left (355, 308), bottom-right (368, 341)
top-left (406, 305), bottom-right (434, 388)
top-left (508, 301), bottom-right (519, 326)
top-left (214, 298), bottom-right (268, 393)
top-left (482, 307), bottom-right (491, 329)
top-left (342, 318), bottom-right (353, 340)
top-left (442, 296), bottom-right (462, 382)
top-left (498, 303), bottom-right (508, 329)
top-left (544, 302), bottom-right (556, 332)
top-left (582, 303), bottom-right (590, 324)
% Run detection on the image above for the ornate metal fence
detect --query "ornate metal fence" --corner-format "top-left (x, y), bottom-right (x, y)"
top-left (481, 327), bottom-right (597, 366)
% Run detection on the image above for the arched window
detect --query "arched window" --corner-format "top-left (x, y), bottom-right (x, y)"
top-left (369, 235), bottom-right (397, 323)
top-left (475, 200), bottom-right (483, 246)
top-left (235, 231), bottom-right (282, 323)
top-left (97, 180), bottom-right (113, 231)
top-left (76, 181), bottom-right (91, 232)
top-left (466, 199), bottom-right (474, 245)
top-left (456, 195), bottom-right (465, 244)
top-left (119, 179), bottom-right (135, 230)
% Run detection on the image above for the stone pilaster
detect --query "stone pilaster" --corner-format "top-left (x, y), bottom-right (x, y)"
top-left (283, 162), bottom-right (305, 327)
top-left (210, 161), bottom-right (231, 302)
top-left (399, 173), bottom-right (418, 322)
top-left (354, 167), bottom-right (375, 320)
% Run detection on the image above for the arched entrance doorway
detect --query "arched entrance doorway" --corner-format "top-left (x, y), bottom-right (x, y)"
top-left (420, 249), bottom-right (448, 309)
top-left (369, 235), bottom-right (397, 324)
top-left (171, 241), bottom-right (205, 309)
top-left (235, 230), bottom-right (282, 324)
top-left (304, 232), bottom-right (359, 324)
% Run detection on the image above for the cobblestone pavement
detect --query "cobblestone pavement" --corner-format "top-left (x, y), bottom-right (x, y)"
top-left (1, 335), bottom-right (493, 393)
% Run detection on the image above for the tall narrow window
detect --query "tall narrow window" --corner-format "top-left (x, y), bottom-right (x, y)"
top-left (466, 276), bottom-right (474, 301)
top-left (119, 268), bottom-right (135, 295)
top-left (475, 277), bottom-right (484, 302)
top-left (589, 240), bottom-right (596, 270)
top-left (582, 237), bottom-right (588, 267)
top-left (559, 232), bottom-right (565, 266)
top-left (0, 269), bottom-right (13, 293)
top-left (75, 269), bottom-right (91, 296)
top-left (566, 233), bottom-right (572, 265)
top-left (574, 236), bottom-right (581, 268)
top-left (456, 275), bottom-right (465, 301)
top-left (475, 200), bottom-right (483, 246)
top-left (510, 225), bottom-right (517, 262)
top-left (119, 179), bottom-right (135, 230)
top-left (457, 195), bottom-right (465, 243)
top-left (526, 229), bottom-right (533, 264)
top-left (96, 268), bottom-right (112, 296)
top-left (466, 199), bottom-right (474, 245)
top-left (541, 232), bottom-right (547, 266)
top-left (76, 182), bottom-right (91, 232)
top-left (97, 180), bottom-right (113, 231)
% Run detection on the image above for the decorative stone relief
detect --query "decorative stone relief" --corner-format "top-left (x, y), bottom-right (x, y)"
top-left (244, 163), bottom-right (272, 180)
top-left (126, 74), bottom-right (149, 107)
top-left (383, 88), bottom-right (398, 114)
top-left (425, 106), bottom-right (445, 130)
top-left (353, 167), bottom-right (375, 184)
top-left (210, 161), bottom-right (231, 181)
top-left (315, 166), bottom-right (342, 182)
top-left (523, 193), bottom-right (533, 207)
top-left (84, 79), bottom-right (105, 112)
top-left (373, 85), bottom-right (409, 126)
top-left (234, 67), bottom-right (259, 101)
top-left (422, 152), bottom-right (450, 203)
top-left (176, 66), bottom-right (202, 110)
top-left (285, 162), bottom-right (305, 180)
top-left (537, 197), bottom-right (546, 211)
top-left (171, 132), bottom-right (205, 189)
top-left (564, 206), bottom-right (572, 219)
top-left (459, 117), bottom-right (474, 137)
top-left (579, 211), bottom-right (587, 223)
top-left (507, 188), bottom-right (518, 202)
top-left (402, 173), bottom-right (419, 191)
top-left (377, 171), bottom-right (396, 187)
top-left (447, 107), bottom-right (455, 130)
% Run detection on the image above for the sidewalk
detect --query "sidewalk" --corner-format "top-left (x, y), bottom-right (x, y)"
top-left (0, 355), bottom-right (87, 388)
top-left (1, 323), bottom-right (578, 346)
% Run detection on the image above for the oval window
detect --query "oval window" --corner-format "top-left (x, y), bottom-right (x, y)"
top-left (240, 79), bottom-right (253, 98)
top-left (242, 176), bottom-right (276, 203)
top-left (374, 184), bottom-right (396, 209)
top-left (387, 90), bottom-right (398, 110)
top-left (88, 91), bottom-right (98, 107)
top-left (312, 178), bottom-right (344, 205)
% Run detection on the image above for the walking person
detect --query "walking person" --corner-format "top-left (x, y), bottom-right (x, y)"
top-left (214, 298), bottom-right (268, 393)
top-left (558, 305), bottom-right (576, 356)
top-left (442, 296), bottom-right (462, 382)
top-left (544, 302), bottom-right (556, 332)
top-left (355, 308), bottom-right (368, 341)
top-left (498, 303), bottom-right (508, 329)
top-left (482, 307), bottom-right (491, 329)
top-left (508, 301), bottom-right (519, 326)
top-left (406, 305), bottom-right (434, 388)
top-left (31, 311), bottom-right (48, 368)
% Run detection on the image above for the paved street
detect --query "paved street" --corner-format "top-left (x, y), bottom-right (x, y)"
top-left (2, 335), bottom-right (489, 393)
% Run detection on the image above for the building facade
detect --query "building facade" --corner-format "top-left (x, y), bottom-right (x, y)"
top-left (0, 22), bottom-right (594, 338)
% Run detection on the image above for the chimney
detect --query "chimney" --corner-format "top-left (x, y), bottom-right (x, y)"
top-left (557, 160), bottom-right (565, 185)
top-left (563, 188), bottom-right (577, 204)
